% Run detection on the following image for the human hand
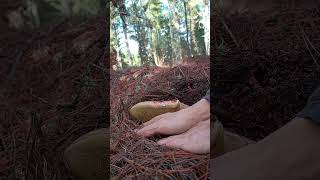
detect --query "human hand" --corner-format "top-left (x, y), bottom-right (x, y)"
top-left (157, 119), bottom-right (210, 154)
top-left (136, 99), bottom-right (210, 137)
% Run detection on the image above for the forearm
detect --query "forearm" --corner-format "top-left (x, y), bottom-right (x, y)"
top-left (296, 86), bottom-right (320, 124)
top-left (211, 117), bottom-right (320, 180)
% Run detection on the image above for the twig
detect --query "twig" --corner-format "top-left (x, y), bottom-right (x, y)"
top-left (300, 25), bottom-right (320, 69)
top-left (154, 87), bottom-right (182, 99)
top-left (218, 16), bottom-right (240, 48)
top-left (202, 67), bottom-right (210, 83)
top-left (177, 66), bottom-right (186, 79)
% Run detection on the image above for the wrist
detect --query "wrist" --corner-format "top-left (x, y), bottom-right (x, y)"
top-left (183, 99), bottom-right (210, 123)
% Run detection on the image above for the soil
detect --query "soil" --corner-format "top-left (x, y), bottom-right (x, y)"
top-left (0, 17), bottom-right (108, 180)
top-left (213, 5), bottom-right (320, 140)
top-left (110, 56), bottom-right (210, 179)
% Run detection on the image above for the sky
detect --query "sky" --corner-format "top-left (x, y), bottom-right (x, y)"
top-left (129, 38), bottom-right (139, 54)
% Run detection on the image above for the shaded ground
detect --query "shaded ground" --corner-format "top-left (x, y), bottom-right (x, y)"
top-left (110, 57), bottom-right (210, 179)
top-left (0, 17), bottom-right (107, 179)
top-left (3, 3), bottom-right (320, 180)
top-left (213, 5), bottom-right (320, 140)
top-left (0, 15), bottom-right (210, 179)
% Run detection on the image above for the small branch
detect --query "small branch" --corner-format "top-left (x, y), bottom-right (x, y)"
top-left (218, 16), bottom-right (239, 48)
top-left (300, 25), bottom-right (320, 69)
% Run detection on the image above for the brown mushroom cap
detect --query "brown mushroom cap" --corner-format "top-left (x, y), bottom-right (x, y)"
top-left (129, 100), bottom-right (183, 123)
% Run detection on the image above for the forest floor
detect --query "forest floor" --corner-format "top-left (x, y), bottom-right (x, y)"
top-left (0, 16), bottom-right (210, 179)
top-left (213, 5), bottom-right (320, 141)
top-left (110, 56), bottom-right (210, 179)
top-left (0, 17), bottom-right (107, 180)
top-left (1, 4), bottom-right (320, 180)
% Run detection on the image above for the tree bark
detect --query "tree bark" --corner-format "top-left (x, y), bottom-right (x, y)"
top-left (122, 21), bottom-right (133, 65)
top-left (114, 0), bottom-right (134, 65)
top-left (203, 0), bottom-right (210, 55)
top-left (183, 1), bottom-right (192, 57)
top-left (113, 22), bottom-right (122, 69)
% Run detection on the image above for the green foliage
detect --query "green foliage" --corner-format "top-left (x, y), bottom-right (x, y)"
top-left (111, 0), bottom-right (210, 69)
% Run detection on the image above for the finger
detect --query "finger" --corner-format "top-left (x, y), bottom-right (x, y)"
top-left (136, 123), bottom-right (160, 137)
top-left (134, 114), bottom-right (164, 132)
top-left (157, 135), bottom-right (185, 149)
top-left (142, 113), bottom-right (166, 127)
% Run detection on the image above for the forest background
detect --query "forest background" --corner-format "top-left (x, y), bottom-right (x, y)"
top-left (111, 0), bottom-right (210, 69)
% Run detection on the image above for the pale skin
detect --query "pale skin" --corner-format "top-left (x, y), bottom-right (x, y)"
top-left (211, 117), bottom-right (320, 179)
top-left (135, 94), bottom-right (320, 179)
top-left (158, 119), bottom-right (210, 154)
top-left (136, 99), bottom-right (210, 154)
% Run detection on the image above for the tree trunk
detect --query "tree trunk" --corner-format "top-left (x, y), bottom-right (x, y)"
top-left (113, 23), bottom-right (122, 69)
top-left (183, 1), bottom-right (192, 57)
top-left (115, 1), bottom-right (133, 66)
top-left (133, 3), bottom-right (148, 65)
top-left (136, 23), bottom-right (148, 65)
top-left (123, 27), bottom-right (133, 65)
top-left (172, 0), bottom-right (182, 61)
top-left (152, 30), bottom-right (165, 66)
top-left (189, 4), bottom-right (195, 56)
top-left (203, 0), bottom-right (210, 55)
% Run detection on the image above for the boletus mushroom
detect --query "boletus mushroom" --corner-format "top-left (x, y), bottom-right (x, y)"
top-left (129, 100), bottom-right (188, 123)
